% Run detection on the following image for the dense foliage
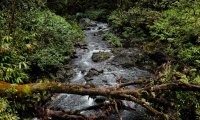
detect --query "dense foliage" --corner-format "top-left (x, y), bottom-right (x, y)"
top-left (0, 2), bottom-right (85, 83)
top-left (0, 98), bottom-right (19, 120)
top-left (0, 1), bottom-right (85, 118)
top-left (107, 0), bottom-right (200, 119)
top-left (103, 32), bottom-right (122, 47)
top-left (0, 0), bottom-right (199, 119)
top-left (150, 1), bottom-right (200, 67)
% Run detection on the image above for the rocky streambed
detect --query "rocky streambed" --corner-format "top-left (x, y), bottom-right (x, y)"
top-left (49, 19), bottom-right (156, 120)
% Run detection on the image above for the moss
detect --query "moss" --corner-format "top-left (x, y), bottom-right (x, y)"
top-left (23, 85), bottom-right (31, 95)
top-left (5, 87), bottom-right (17, 95)
top-left (91, 51), bottom-right (112, 62)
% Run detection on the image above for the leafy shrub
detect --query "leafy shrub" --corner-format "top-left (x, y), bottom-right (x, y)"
top-left (108, 9), bottom-right (128, 29)
top-left (150, 1), bottom-right (200, 67)
top-left (150, 8), bottom-right (200, 45)
top-left (135, 0), bottom-right (177, 10)
top-left (0, 8), bottom-right (85, 82)
top-left (46, 0), bottom-right (117, 15)
top-left (0, 98), bottom-right (19, 120)
top-left (153, 63), bottom-right (200, 119)
top-left (103, 32), bottom-right (122, 47)
top-left (30, 46), bottom-right (71, 70)
top-left (109, 8), bottom-right (161, 39)
top-left (16, 10), bottom-right (85, 70)
top-left (18, 9), bottom-right (84, 46)
top-left (84, 9), bottom-right (107, 20)
top-left (178, 46), bottom-right (200, 67)
top-left (0, 36), bottom-right (29, 83)
top-left (0, 11), bottom-right (5, 30)
top-left (148, 1), bottom-right (200, 118)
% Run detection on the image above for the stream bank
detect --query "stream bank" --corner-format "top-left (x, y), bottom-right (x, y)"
top-left (49, 19), bottom-right (156, 120)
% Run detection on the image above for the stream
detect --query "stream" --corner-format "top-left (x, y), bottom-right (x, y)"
top-left (49, 20), bottom-right (156, 120)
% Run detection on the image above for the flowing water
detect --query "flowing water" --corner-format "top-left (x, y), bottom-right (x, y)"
top-left (49, 21), bottom-right (156, 120)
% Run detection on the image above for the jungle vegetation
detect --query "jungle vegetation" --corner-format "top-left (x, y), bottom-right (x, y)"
top-left (0, 0), bottom-right (199, 119)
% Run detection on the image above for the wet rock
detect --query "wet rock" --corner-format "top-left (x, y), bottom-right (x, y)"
top-left (85, 81), bottom-right (96, 88)
top-left (111, 48), bottom-right (142, 68)
top-left (110, 48), bottom-right (157, 72)
top-left (90, 21), bottom-right (97, 27)
top-left (94, 30), bottom-right (105, 36)
top-left (94, 96), bottom-right (107, 104)
top-left (108, 110), bottom-right (157, 120)
top-left (73, 38), bottom-right (88, 50)
top-left (79, 45), bottom-right (88, 50)
top-left (84, 68), bottom-right (103, 81)
top-left (98, 26), bottom-right (103, 30)
top-left (79, 18), bottom-right (97, 29)
top-left (102, 79), bottom-right (108, 83)
top-left (79, 18), bottom-right (90, 25)
top-left (56, 65), bottom-right (75, 82)
top-left (93, 33), bottom-right (98, 36)
top-left (92, 51), bottom-right (112, 62)
top-left (91, 73), bottom-right (117, 87)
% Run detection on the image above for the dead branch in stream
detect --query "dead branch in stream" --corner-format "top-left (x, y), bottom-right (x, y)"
top-left (1, 79), bottom-right (200, 119)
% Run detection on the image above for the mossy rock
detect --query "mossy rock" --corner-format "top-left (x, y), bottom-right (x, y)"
top-left (84, 68), bottom-right (103, 81)
top-left (91, 51), bottom-right (112, 62)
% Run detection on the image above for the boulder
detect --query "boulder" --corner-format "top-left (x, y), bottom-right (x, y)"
top-left (84, 68), bottom-right (103, 81)
top-left (110, 48), bottom-right (157, 71)
top-left (79, 18), bottom-right (97, 29)
top-left (94, 96), bottom-right (107, 104)
top-left (55, 65), bottom-right (75, 82)
top-left (110, 48), bottom-right (141, 68)
top-left (91, 51), bottom-right (112, 62)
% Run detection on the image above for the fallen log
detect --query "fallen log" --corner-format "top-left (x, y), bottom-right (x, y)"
top-left (1, 80), bottom-right (200, 119)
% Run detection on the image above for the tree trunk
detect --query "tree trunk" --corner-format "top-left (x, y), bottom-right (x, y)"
top-left (1, 80), bottom-right (200, 119)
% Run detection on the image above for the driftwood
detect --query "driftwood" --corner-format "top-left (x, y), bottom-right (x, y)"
top-left (1, 79), bottom-right (200, 119)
